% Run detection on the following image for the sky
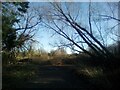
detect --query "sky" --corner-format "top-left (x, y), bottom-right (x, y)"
top-left (27, 2), bottom-right (119, 54)
top-left (28, 2), bottom-right (60, 53)
top-left (27, 0), bottom-right (120, 2)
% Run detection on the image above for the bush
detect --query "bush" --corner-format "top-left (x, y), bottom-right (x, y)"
top-left (2, 51), bottom-right (16, 65)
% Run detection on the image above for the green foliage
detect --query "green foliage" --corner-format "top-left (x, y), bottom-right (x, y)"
top-left (2, 2), bottom-right (29, 51)
top-left (2, 52), bottom-right (10, 64)
top-left (2, 51), bottom-right (16, 65)
top-left (2, 2), bottom-right (29, 64)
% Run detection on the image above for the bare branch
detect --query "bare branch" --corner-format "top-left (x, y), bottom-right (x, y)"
top-left (99, 14), bottom-right (120, 22)
top-left (88, 2), bottom-right (93, 34)
top-left (93, 19), bottom-right (105, 46)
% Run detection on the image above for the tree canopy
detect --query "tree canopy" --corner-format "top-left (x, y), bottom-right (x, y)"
top-left (2, 2), bottom-right (29, 51)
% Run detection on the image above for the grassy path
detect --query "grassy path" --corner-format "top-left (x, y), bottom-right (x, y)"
top-left (3, 62), bottom-right (98, 89)
top-left (22, 65), bottom-right (95, 89)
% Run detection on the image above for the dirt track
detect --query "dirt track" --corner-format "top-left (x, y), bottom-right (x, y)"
top-left (23, 65), bottom-right (96, 89)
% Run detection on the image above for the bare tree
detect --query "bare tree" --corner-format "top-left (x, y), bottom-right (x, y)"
top-left (35, 2), bottom-right (119, 59)
top-left (14, 7), bottom-right (42, 52)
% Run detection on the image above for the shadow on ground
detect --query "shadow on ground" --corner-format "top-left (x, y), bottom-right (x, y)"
top-left (3, 64), bottom-right (97, 89)
top-left (20, 65), bottom-right (97, 89)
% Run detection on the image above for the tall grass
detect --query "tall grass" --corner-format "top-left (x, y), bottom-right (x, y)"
top-left (69, 54), bottom-right (120, 89)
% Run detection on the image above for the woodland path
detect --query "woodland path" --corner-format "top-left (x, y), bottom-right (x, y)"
top-left (23, 65), bottom-right (96, 89)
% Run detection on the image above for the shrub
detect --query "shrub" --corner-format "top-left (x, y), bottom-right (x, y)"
top-left (2, 51), bottom-right (16, 65)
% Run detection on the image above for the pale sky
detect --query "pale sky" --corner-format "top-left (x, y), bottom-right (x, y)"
top-left (27, 2), bottom-right (119, 54)
top-left (27, 0), bottom-right (119, 2)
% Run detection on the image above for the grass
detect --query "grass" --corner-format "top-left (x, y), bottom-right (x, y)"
top-left (73, 67), bottom-right (112, 88)
top-left (3, 63), bottom-right (38, 88)
top-left (70, 56), bottom-right (120, 89)
top-left (48, 54), bottom-right (120, 89)
top-left (3, 54), bottom-right (120, 89)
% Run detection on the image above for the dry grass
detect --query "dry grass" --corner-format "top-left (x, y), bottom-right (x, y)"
top-left (3, 52), bottom-right (120, 89)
